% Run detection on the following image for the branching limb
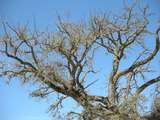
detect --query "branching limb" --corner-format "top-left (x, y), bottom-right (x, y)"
top-left (117, 28), bottom-right (160, 79)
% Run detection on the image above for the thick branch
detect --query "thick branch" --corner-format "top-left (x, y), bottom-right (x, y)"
top-left (136, 76), bottom-right (160, 96)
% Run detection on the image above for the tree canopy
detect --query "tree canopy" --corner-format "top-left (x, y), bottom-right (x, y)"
top-left (0, 2), bottom-right (160, 120)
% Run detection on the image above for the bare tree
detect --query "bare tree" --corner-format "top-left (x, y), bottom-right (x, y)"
top-left (0, 2), bottom-right (160, 120)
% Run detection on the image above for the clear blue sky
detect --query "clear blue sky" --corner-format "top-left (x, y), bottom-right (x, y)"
top-left (0, 0), bottom-right (160, 120)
